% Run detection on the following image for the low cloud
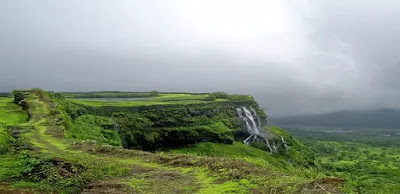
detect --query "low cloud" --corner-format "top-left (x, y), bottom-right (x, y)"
top-left (1, 0), bottom-right (400, 117)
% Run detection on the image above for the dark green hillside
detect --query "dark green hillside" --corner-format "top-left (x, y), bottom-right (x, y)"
top-left (74, 100), bottom-right (263, 150)
top-left (0, 89), bottom-right (343, 193)
top-left (62, 91), bottom-right (265, 151)
top-left (0, 93), bottom-right (11, 97)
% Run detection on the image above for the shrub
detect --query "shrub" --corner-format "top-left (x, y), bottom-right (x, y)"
top-left (208, 92), bottom-right (229, 100)
top-left (149, 90), bottom-right (160, 97)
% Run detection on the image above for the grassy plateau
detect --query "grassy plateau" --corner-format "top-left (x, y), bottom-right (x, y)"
top-left (0, 90), bottom-right (343, 193)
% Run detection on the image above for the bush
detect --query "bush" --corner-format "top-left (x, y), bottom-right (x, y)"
top-left (227, 95), bottom-right (253, 101)
top-left (149, 90), bottom-right (160, 97)
top-left (208, 92), bottom-right (229, 100)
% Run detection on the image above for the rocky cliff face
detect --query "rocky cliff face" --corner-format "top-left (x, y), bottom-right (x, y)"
top-left (76, 100), bottom-right (265, 150)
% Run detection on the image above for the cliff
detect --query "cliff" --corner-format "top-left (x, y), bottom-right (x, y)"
top-left (0, 89), bottom-right (336, 193)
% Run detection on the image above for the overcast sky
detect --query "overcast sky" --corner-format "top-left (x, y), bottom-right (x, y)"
top-left (1, 0), bottom-right (400, 117)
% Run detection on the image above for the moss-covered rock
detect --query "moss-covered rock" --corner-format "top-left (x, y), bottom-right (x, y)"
top-left (73, 99), bottom-right (266, 150)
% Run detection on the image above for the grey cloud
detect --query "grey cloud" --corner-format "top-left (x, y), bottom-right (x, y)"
top-left (1, 0), bottom-right (400, 117)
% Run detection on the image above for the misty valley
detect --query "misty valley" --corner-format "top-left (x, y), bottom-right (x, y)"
top-left (283, 126), bottom-right (400, 193)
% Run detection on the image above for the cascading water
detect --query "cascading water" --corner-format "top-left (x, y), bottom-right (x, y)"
top-left (113, 121), bottom-right (120, 132)
top-left (281, 136), bottom-right (289, 152)
top-left (112, 119), bottom-right (122, 132)
top-left (237, 107), bottom-right (276, 153)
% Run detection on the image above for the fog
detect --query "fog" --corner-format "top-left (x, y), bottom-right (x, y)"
top-left (1, 0), bottom-right (400, 117)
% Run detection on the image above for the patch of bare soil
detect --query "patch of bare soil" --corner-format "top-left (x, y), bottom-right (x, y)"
top-left (0, 184), bottom-right (33, 194)
top-left (52, 159), bottom-right (85, 178)
top-left (129, 165), bottom-right (154, 174)
top-left (299, 177), bottom-right (346, 194)
top-left (81, 179), bottom-right (132, 194)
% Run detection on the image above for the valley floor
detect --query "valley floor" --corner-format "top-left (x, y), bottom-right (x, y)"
top-left (284, 126), bottom-right (400, 193)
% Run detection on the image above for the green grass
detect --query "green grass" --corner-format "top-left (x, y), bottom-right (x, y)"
top-left (0, 97), bottom-right (27, 126)
top-left (66, 115), bottom-right (121, 146)
top-left (0, 90), bottom-right (338, 193)
top-left (68, 98), bottom-right (216, 107)
top-left (1, 90), bottom-right (256, 193)
top-left (0, 98), bottom-right (29, 186)
top-left (67, 93), bottom-right (215, 107)
top-left (172, 142), bottom-right (322, 179)
top-left (59, 91), bottom-right (156, 98)
top-left (155, 93), bottom-right (209, 100)
top-left (173, 142), bottom-right (278, 164)
top-left (65, 92), bottom-right (251, 107)
top-left (0, 97), bottom-right (27, 153)
top-left (60, 91), bottom-right (223, 100)
top-left (0, 154), bottom-right (19, 181)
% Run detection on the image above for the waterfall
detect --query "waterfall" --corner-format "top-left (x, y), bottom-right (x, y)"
top-left (281, 136), bottom-right (289, 152)
top-left (237, 107), bottom-right (275, 153)
top-left (112, 119), bottom-right (121, 132)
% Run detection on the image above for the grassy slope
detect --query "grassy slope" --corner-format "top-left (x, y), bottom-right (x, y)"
top-left (0, 97), bottom-right (28, 189)
top-left (172, 142), bottom-right (320, 177)
top-left (0, 90), bottom-right (341, 193)
top-left (0, 98), bottom-right (28, 153)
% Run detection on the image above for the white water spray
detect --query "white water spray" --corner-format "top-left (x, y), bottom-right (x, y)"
top-left (237, 107), bottom-right (276, 153)
top-left (281, 136), bottom-right (288, 152)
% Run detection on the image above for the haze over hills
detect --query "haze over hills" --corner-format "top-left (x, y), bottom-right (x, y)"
top-left (272, 109), bottom-right (400, 129)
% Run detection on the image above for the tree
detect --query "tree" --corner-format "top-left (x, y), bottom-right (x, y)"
top-left (208, 92), bottom-right (228, 100)
top-left (149, 90), bottom-right (160, 97)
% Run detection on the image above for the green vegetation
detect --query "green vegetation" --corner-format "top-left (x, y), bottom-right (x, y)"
top-left (60, 91), bottom-right (156, 98)
top-left (173, 142), bottom-right (314, 173)
top-left (0, 93), bottom-right (11, 97)
top-left (67, 115), bottom-right (121, 146)
top-left (61, 91), bottom-right (209, 99)
top-left (0, 89), bottom-right (341, 193)
top-left (65, 92), bottom-right (253, 108)
top-left (312, 141), bottom-right (400, 193)
top-left (208, 91), bottom-right (253, 101)
top-left (208, 91), bottom-right (229, 100)
top-left (68, 97), bottom-right (214, 107)
top-left (0, 98), bottom-right (27, 125)
top-left (149, 90), bottom-right (160, 96)
top-left (69, 94), bottom-right (261, 151)
top-left (106, 101), bottom-right (249, 150)
top-left (282, 125), bottom-right (400, 146)
top-left (0, 97), bottom-right (27, 153)
top-left (285, 126), bottom-right (400, 193)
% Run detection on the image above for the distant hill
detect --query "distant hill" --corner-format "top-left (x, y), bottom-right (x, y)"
top-left (272, 109), bottom-right (400, 129)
